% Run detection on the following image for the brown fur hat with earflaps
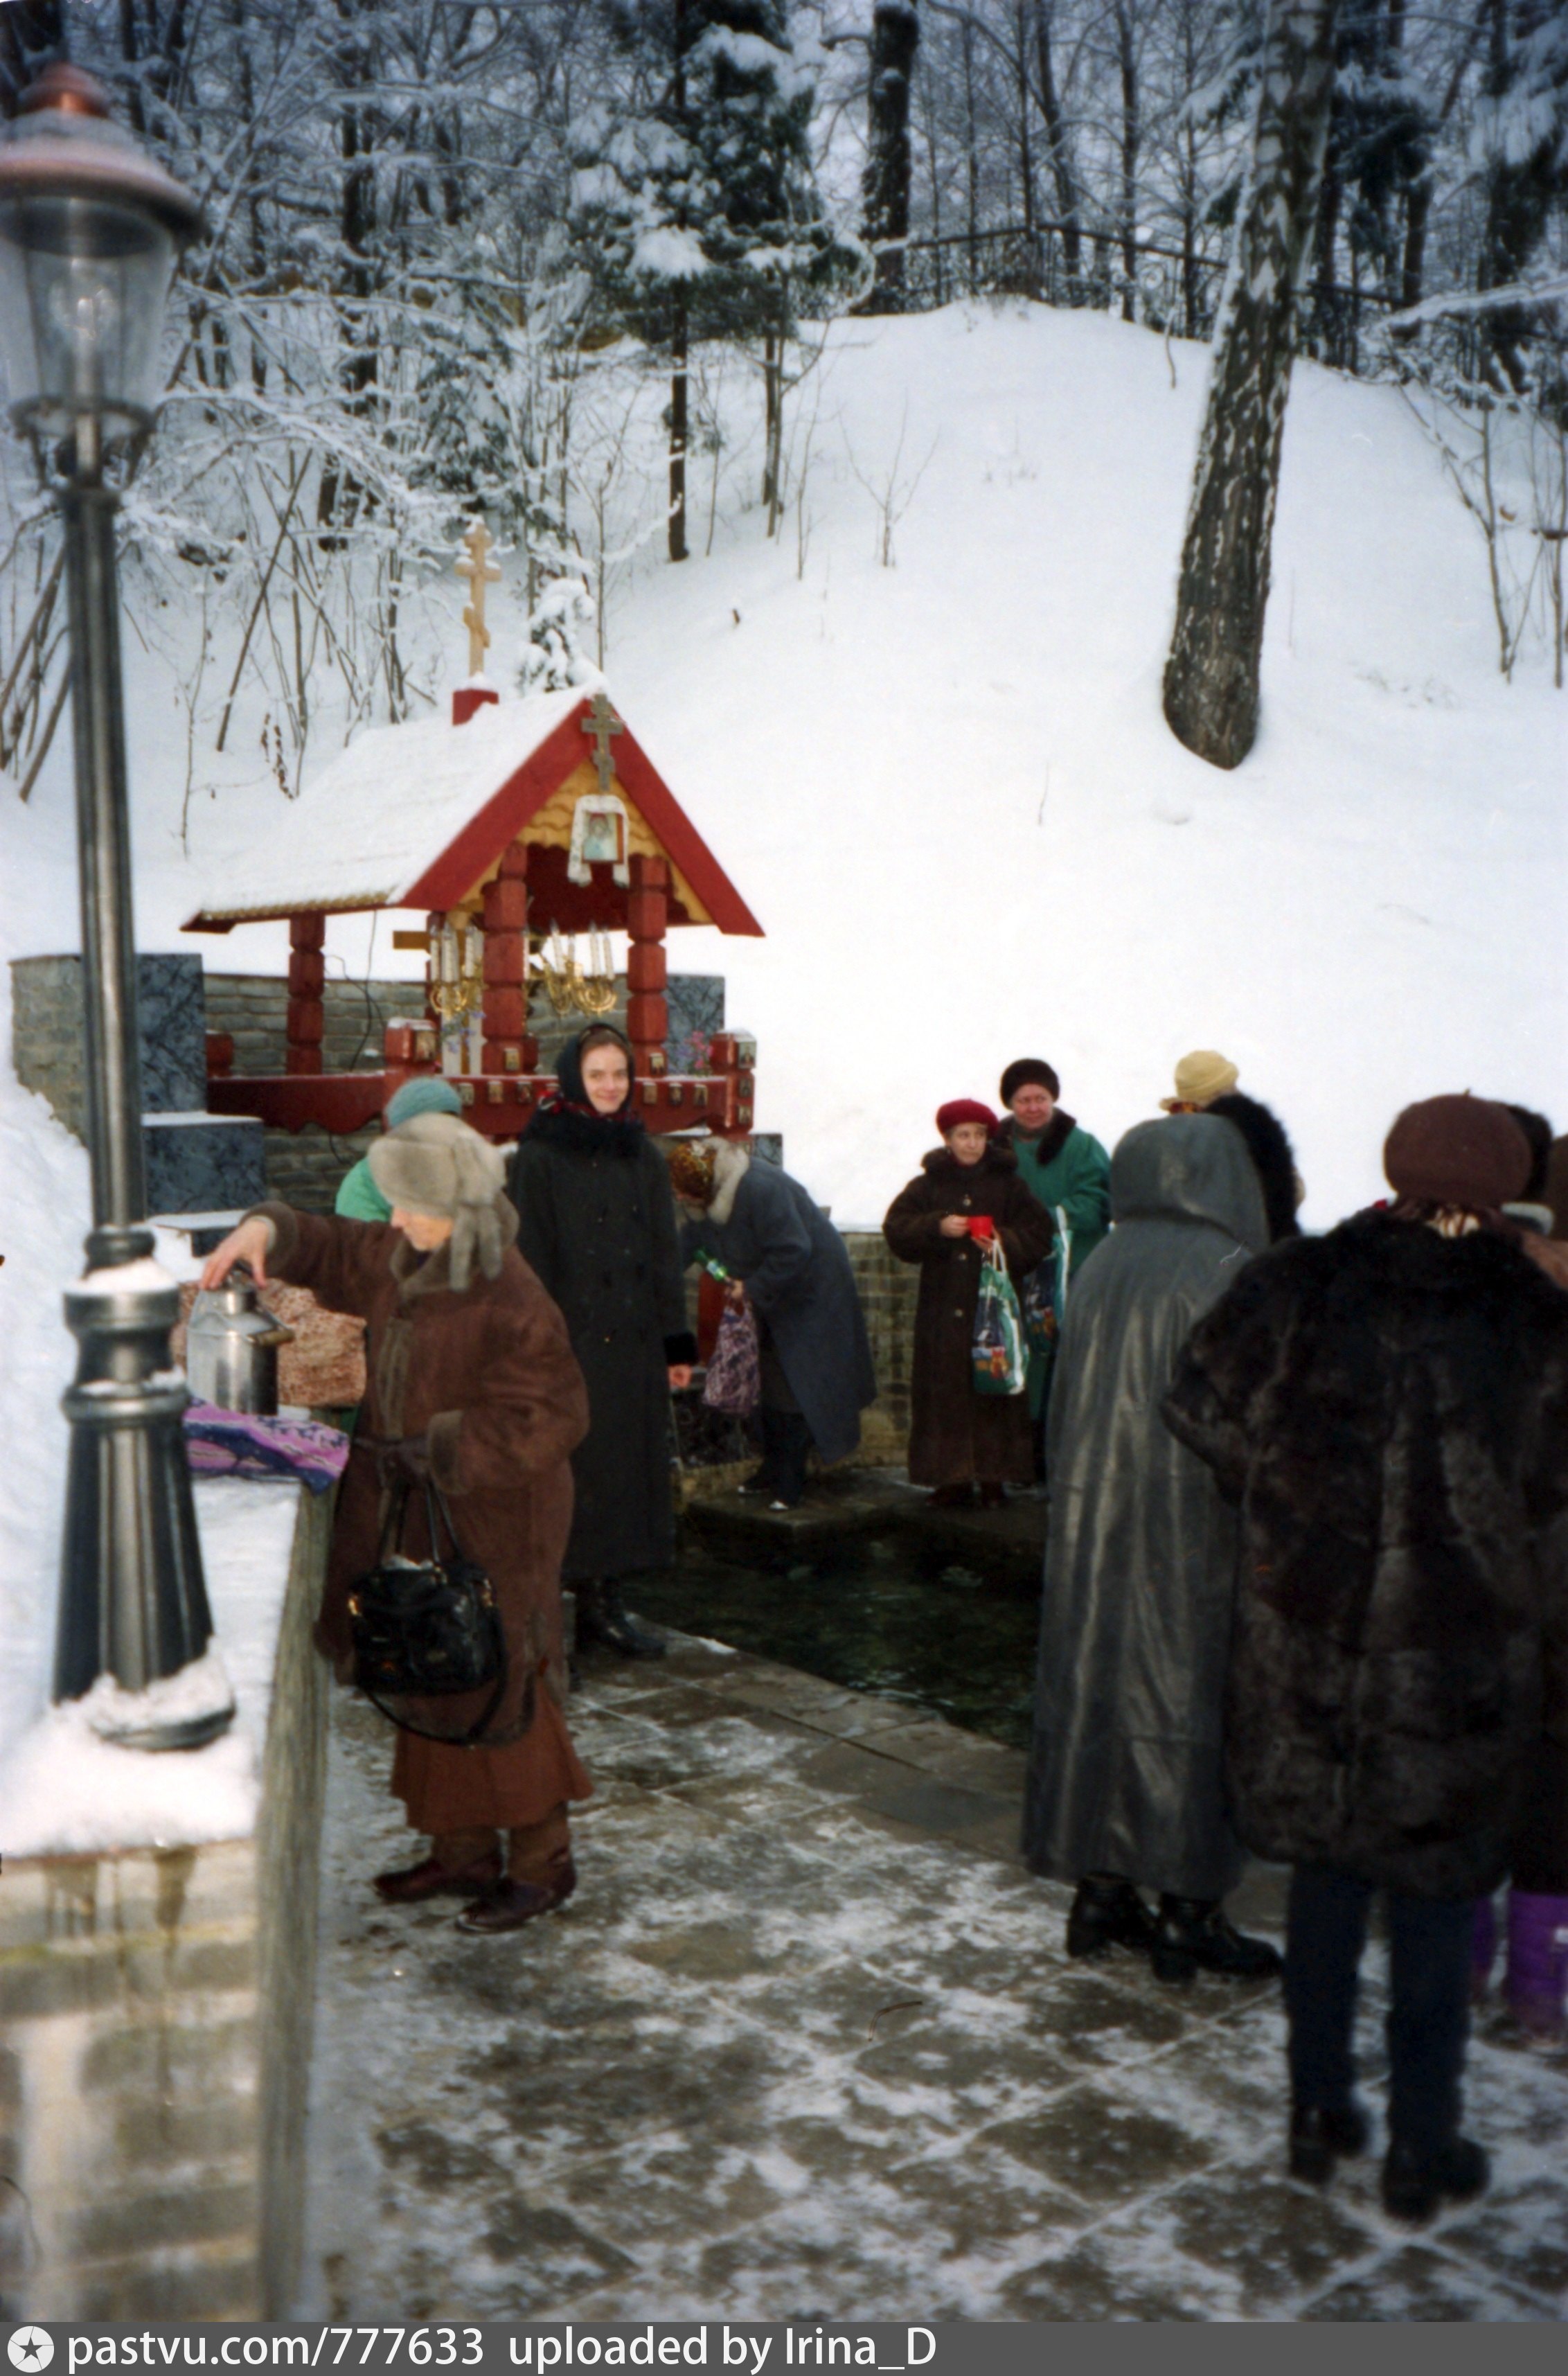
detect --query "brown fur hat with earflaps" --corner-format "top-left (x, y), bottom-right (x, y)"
top-left (368, 1110), bottom-right (508, 1291)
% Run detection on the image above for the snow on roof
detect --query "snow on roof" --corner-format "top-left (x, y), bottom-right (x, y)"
top-left (182, 685), bottom-right (763, 937)
top-left (185, 687), bottom-right (585, 924)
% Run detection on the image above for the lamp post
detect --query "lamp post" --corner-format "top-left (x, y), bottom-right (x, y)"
top-left (0, 64), bottom-right (231, 1749)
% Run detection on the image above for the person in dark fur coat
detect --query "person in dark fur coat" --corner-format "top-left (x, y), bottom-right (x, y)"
top-left (510, 1027), bottom-right (697, 1658)
top-left (883, 1101), bottom-right (1054, 1506)
top-left (1203, 1091), bottom-right (1301, 1244)
top-left (1164, 1094), bottom-right (1568, 2224)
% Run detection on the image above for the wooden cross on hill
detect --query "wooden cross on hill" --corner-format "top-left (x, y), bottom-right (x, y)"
top-left (455, 518), bottom-right (501, 677)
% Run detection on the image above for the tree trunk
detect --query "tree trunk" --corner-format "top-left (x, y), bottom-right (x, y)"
top-left (1033, 0), bottom-right (1083, 292)
top-left (1163, 0), bottom-right (1342, 771)
top-left (763, 305), bottom-right (787, 532)
top-left (1115, 1), bottom-right (1138, 322)
top-left (861, 1), bottom-right (919, 312)
top-left (1476, 0), bottom-right (1563, 393)
top-left (1015, 0), bottom-right (1035, 238)
top-left (669, 294), bottom-right (689, 565)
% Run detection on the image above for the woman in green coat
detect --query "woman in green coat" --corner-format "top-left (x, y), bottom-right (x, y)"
top-left (994, 1058), bottom-right (1111, 1471)
top-left (336, 1074), bottom-right (466, 1218)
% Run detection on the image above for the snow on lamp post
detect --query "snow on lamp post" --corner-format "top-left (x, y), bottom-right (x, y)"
top-left (0, 64), bottom-right (231, 1749)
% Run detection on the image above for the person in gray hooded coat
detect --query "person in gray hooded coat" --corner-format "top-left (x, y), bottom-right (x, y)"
top-left (670, 1138), bottom-right (877, 1506)
top-left (1022, 1114), bottom-right (1283, 1985)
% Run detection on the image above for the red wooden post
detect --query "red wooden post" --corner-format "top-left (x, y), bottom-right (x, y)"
top-left (423, 910), bottom-right (442, 1032)
top-left (481, 842), bottom-right (535, 1076)
top-left (285, 912), bottom-right (326, 1075)
top-left (625, 852), bottom-right (668, 1081)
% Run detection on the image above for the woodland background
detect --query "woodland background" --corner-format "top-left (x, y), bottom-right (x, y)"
top-left (0, 0), bottom-right (1564, 799)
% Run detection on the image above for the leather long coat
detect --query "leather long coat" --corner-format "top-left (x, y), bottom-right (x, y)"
top-left (1022, 1117), bottom-right (1267, 1899)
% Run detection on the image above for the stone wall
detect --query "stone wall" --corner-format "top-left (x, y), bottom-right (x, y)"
top-left (10, 954), bottom-right (210, 1136)
top-left (0, 1489), bottom-right (332, 2321)
top-left (202, 974), bottom-right (421, 1081)
top-left (10, 957), bottom-right (265, 1215)
top-left (841, 1230), bottom-right (918, 1460)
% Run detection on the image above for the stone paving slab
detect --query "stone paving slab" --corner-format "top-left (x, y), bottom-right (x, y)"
top-left (301, 1635), bottom-right (1568, 2323)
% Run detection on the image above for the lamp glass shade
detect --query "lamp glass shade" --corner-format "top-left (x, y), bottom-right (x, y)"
top-left (0, 190), bottom-right (175, 434)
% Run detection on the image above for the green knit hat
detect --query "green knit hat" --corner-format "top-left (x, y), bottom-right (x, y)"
top-left (386, 1075), bottom-right (463, 1127)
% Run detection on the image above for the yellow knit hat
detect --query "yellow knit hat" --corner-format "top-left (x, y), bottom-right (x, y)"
top-left (1159, 1049), bottom-right (1240, 1112)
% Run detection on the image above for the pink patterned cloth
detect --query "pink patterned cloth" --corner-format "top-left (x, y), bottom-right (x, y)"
top-left (183, 1402), bottom-right (350, 1496)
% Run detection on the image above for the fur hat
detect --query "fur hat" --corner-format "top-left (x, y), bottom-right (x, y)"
top-left (385, 1074), bottom-right (464, 1128)
top-left (999, 1058), bottom-right (1060, 1106)
top-left (1161, 1050), bottom-right (1239, 1111)
top-left (1384, 1094), bottom-right (1531, 1212)
top-left (936, 1099), bottom-right (999, 1136)
top-left (368, 1112), bottom-right (508, 1291)
top-left (665, 1137), bottom-right (719, 1205)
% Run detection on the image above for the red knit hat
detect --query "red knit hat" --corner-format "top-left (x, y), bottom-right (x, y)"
top-left (936, 1099), bottom-right (998, 1136)
top-left (1383, 1094), bottom-right (1531, 1209)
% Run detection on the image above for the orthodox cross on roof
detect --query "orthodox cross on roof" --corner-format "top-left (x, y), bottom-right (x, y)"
top-left (581, 688), bottom-right (624, 795)
top-left (455, 518), bottom-right (501, 677)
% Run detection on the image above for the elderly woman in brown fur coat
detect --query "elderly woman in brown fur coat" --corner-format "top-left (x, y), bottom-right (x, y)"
top-left (200, 1110), bottom-right (591, 1936)
top-left (884, 1100), bottom-right (1054, 1507)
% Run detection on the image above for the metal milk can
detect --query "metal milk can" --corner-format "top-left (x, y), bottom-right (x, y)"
top-left (185, 1270), bottom-right (294, 1415)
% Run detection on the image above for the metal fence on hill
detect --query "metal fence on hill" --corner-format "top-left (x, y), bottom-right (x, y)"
top-left (875, 220), bottom-right (1398, 378)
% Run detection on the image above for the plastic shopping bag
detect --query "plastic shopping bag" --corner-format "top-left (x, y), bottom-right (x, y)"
top-left (702, 1299), bottom-right (761, 1417)
top-left (972, 1240), bottom-right (1028, 1397)
top-left (1022, 1208), bottom-right (1073, 1358)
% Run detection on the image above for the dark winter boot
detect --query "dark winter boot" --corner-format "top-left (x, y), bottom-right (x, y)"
top-left (1504, 1891), bottom-right (1568, 2040)
top-left (1470, 1894), bottom-right (1498, 2006)
top-left (736, 1418), bottom-right (779, 1498)
top-left (765, 1411), bottom-right (812, 1509)
top-left (1380, 2134), bottom-right (1490, 2224)
top-left (1066, 1874), bottom-right (1156, 1962)
top-left (1151, 1896), bottom-right (1283, 1986)
top-left (1288, 2098), bottom-right (1369, 2184)
top-left (576, 1577), bottom-right (667, 1660)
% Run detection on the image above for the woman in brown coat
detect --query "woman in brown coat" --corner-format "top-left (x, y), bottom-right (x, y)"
top-left (199, 1110), bottom-right (591, 1935)
top-left (884, 1101), bottom-right (1055, 1505)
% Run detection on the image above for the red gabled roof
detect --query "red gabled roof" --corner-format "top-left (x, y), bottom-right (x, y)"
top-left (403, 696), bottom-right (761, 935)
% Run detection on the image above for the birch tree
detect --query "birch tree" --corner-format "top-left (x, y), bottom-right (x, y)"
top-left (862, 1), bottom-right (920, 308)
top-left (1162, 0), bottom-right (1342, 770)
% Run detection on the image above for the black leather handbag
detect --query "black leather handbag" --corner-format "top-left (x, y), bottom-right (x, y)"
top-left (348, 1482), bottom-right (508, 1744)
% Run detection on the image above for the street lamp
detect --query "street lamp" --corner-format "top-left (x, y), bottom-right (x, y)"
top-left (0, 64), bottom-right (231, 1750)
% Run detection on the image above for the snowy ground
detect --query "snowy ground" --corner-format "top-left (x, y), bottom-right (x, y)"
top-left (302, 1638), bottom-right (1568, 2324)
top-left (0, 1477), bottom-right (303, 1855)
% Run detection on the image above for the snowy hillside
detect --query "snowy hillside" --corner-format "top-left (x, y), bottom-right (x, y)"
top-left (599, 305), bottom-right (1567, 1226)
top-left (2, 299), bottom-right (1565, 1749)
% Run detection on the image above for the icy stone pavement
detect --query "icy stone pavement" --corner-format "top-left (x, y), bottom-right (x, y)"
top-left (301, 1638), bottom-right (1568, 2323)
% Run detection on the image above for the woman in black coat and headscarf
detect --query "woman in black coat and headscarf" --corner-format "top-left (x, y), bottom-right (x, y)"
top-left (509, 1027), bottom-right (696, 1657)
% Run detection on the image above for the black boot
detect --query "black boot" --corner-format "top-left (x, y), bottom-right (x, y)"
top-left (1066, 1874), bottom-right (1156, 1961)
top-left (765, 1411), bottom-right (812, 1509)
top-left (576, 1577), bottom-right (667, 1660)
top-left (737, 1407), bottom-right (783, 1498)
top-left (1151, 1896), bottom-right (1283, 1985)
top-left (1381, 2134), bottom-right (1489, 2224)
top-left (1289, 2098), bottom-right (1369, 2183)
